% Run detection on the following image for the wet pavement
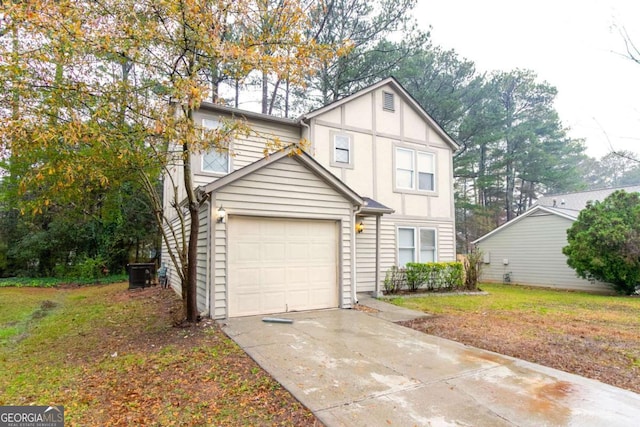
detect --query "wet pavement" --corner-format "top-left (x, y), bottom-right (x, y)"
top-left (221, 298), bottom-right (640, 426)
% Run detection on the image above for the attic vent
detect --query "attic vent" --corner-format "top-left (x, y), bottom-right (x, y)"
top-left (383, 91), bottom-right (395, 112)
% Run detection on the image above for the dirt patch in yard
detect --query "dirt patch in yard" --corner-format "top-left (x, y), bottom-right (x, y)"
top-left (76, 286), bottom-right (323, 426)
top-left (399, 311), bottom-right (640, 394)
top-left (1, 284), bottom-right (322, 426)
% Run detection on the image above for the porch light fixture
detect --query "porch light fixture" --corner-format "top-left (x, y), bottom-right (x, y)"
top-left (216, 206), bottom-right (226, 224)
top-left (356, 221), bottom-right (364, 234)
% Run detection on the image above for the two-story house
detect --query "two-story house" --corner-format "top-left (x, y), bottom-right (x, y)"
top-left (163, 77), bottom-right (459, 319)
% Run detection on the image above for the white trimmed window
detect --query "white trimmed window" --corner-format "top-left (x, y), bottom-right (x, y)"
top-left (395, 147), bottom-right (436, 192)
top-left (201, 118), bottom-right (229, 174)
top-left (397, 227), bottom-right (437, 266)
top-left (417, 152), bottom-right (435, 191)
top-left (331, 132), bottom-right (353, 168)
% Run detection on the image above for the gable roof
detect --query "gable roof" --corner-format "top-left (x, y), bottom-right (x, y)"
top-left (196, 78), bottom-right (459, 152)
top-left (472, 205), bottom-right (577, 244)
top-left (201, 146), bottom-right (363, 207)
top-left (300, 77), bottom-right (460, 152)
top-left (474, 185), bottom-right (640, 245)
top-left (535, 185), bottom-right (640, 212)
top-left (198, 102), bottom-right (300, 128)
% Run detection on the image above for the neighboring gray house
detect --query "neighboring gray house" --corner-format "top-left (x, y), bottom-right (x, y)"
top-left (163, 78), bottom-right (459, 318)
top-left (474, 185), bottom-right (640, 293)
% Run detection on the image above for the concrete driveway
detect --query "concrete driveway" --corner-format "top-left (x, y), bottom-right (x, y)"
top-left (222, 301), bottom-right (640, 426)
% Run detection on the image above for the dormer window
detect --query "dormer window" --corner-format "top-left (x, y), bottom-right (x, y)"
top-left (383, 91), bottom-right (395, 112)
top-left (331, 132), bottom-right (354, 168)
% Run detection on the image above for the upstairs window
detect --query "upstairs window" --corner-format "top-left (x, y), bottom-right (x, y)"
top-left (395, 147), bottom-right (436, 192)
top-left (202, 118), bottom-right (229, 174)
top-left (331, 132), bottom-right (354, 168)
top-left (417, 152), bottom-right (435, 191)
top-left (383, 91), bottom-right (395, 112)
top-left (395, 148), bottom-right (414, 189)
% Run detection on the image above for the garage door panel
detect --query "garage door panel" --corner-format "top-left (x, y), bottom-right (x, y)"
top-left (228, 216), bottom-right (338, 317)
top-left (287, 242), bottom-right (311, 260)
top-left (262, 267), bottom-right (286, 285)
top-left (235, 268), bottom-right (260, 288)
top-left (261, 292), bottom-right (286, 312)
top-left (263, 220), bottom-right (286, 236)
top-left (263, 243), bottom-right (287, 262)
top-left (233, 242), bottom-right (260, 262)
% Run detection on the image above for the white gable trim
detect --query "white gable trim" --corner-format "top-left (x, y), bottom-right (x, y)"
top-left (300, 77), bottom-right (459, 152)
top-left (473, 205), bottom-right (577, 244)
top-left (201, 146), bottom-right (363, 206)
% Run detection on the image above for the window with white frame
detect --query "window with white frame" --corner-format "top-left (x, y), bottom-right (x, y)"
top-left (395, 147), bottom-right (436, 192)
top-left (397, 227), bottom-right (437, 266)
top-left (331, 132), bottom-right (353, 167)
top-left (201, 118), bottom-right (229, 174)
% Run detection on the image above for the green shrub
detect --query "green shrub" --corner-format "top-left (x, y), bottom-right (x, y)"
top-left (405, 263), bottom-right (428, 291)
top-left (444, 262), bottom-right (465, 289)
top-left (383, 266), bottom-right (406, 293)
top-left (403, 262), bottom-right (465, 292)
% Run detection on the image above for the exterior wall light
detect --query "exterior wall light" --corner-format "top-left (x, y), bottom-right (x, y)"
top-left (356, 221), bottom-right (364, 234)
top-left (216, 206), bottom-right (226, 224)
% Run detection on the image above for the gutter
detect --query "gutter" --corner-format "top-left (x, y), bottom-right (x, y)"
top-left (351, 204), bottom-right (362, 306)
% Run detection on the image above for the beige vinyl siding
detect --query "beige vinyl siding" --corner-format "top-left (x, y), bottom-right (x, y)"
top-left (212, 216), bottom-right (227, 319)
top-left (476, 211), bottom-right (610, 292)
top-left (191, 110), bottom-right (301, 188)
top-left (162, 215), bottom-right (186, 295)
top-left (160, 203), bottom-right (211, 313)
top-left (437, 221), bottom-right (456, 261)
top-left (355, 217), bottom-right (396, 292)
top-left (196, 203), bottom-right (210, 314)
top-left (210, 156), bottom-right (355, 319)
top-left (355, 216), bottom-right (455, 292)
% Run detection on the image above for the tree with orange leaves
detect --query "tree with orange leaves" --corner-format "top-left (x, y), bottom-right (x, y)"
top-left (0, 0), bottom-right (343, 322)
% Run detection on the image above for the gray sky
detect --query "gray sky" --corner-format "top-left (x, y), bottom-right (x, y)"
top-left (415, 0), bottom-right (640, 159)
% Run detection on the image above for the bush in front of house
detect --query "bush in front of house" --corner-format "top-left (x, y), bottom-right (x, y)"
top-left (563, 190), bottom-right (640, 295)
top-left (383, 266), bottom-right (406, 293)
top-left (462, 249), bottom-right (483, 291)
top-left (383, 262), bottom-right (464, 294)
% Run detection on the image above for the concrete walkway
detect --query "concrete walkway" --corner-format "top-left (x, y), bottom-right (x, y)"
top-left (221, 298), bottom-right (640, 426)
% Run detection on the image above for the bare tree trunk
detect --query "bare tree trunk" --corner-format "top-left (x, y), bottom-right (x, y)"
top-left (181, 106), bottom-right (200, 323)
top-left (234, 79), bottom-right (239, 108)
top-left (267, 79), bottom-right (281, 115)
top-left (11, 26), bottom-right (19, 119)
top-left (284, 77), bottom-right (290, 118)
top-left (261, 70), bottom-right (268, 114)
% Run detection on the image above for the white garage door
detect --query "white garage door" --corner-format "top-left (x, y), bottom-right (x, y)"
top-left (228, 216), bottom-right (338, 317)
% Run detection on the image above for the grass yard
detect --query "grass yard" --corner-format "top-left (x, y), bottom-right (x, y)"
top-left (0, 283), bottom-right (320, 426)
top-left (392, 283), bottom-right (640, 393)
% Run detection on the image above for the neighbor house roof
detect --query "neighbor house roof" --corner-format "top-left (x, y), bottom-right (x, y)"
top-left (474, 185), bottom-right (640, 244)
top-left (535, 185), bottom-right (640, 213)
top-left (299, 77), bottom-right (460, 152)
top-left (472, 205), bottom-right (577, 244)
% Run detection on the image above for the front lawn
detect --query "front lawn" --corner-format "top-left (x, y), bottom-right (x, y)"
top-left (391, 283), bottom-right (640, 393)
top-left (0, 283), bottom-right (320, 426)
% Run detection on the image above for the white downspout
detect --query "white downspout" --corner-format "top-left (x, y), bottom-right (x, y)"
top-left (352, 205), bottom-right (362, 306)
